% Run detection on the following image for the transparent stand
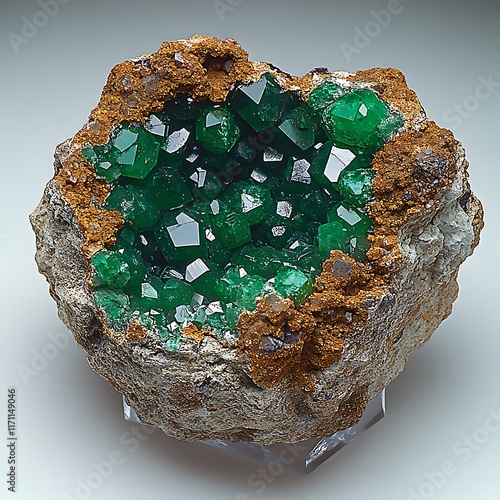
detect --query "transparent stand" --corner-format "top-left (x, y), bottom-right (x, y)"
top-left (123, 389), bottom-right (385, 474)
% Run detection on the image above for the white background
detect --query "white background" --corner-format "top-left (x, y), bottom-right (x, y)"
top-left (1, 0), bottom-right (499, 499)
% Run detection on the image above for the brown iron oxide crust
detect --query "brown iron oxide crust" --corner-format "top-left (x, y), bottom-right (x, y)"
top-left (237, 121), bottom-right (461, 390)
top-left (53, 35), bottom-right (472, 393)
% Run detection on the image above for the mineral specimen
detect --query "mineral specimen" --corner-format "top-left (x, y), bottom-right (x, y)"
top-left (30, 36), bottom-right (483, 444)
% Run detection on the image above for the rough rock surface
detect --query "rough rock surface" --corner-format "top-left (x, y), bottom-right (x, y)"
top-left (30, 36), bottom-right (483, 444)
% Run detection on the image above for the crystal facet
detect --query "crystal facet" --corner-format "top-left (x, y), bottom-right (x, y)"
top-left (84, 76), bottom-right (402, 343)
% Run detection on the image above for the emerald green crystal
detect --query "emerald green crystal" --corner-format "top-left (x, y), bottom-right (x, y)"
top-left (317, 221), bottom-right (347, 256)
top-left (232, 275), bottom-right (267, 310)
top-left (185, 258), bottom-right (219, 300)
top-left (120, 248), bottom-right (148, 289)
top-left (310, 142), bottom-right (371, 190)
top-left (212, 211), bottom-right (251, 250)
top-left (155, 209), bottom-right (206, 262)
top-left (337, 168), bottom-right (374, 207)
top-left (318, 201), bottom-right (372, 258)
top-left (160, 124), bottom-right (192, 158)
top-left (299, 190), bottom-right (337, 223)
top-left (230, 73), bottom-right (290, 131)
top-left (327, 201), bottom-right (372, 235)
top-left (275, 267), bottom-right (313, 306)
top-left (278, 105), bottom-right (319, 151)
top-left (307, 79), bottom-right (343, 111)
top-left (94, 289), bottom-right (130, 327)
top-left (160, 278), bottom-right (193, 309)
top-left (225, 181), bottom-right (272, 226)
top-left (196, 106), bottom-right (241, 154)
top-left (251, 246), bottom-right (284, 279)
top-left (139, 276), bottom-right (164, 311)
top-left (145, 168), bottom-right (193, 211)
top-left (105, 184), bottom-right (160, 231)
top-left (322, 89), bottom-right (401, 152)
top-left (88, 73), bottom-right (403, 347)
top-left (91, 250), bottom-right (131, 288)
top-left (217, 267), bottom-right (246, 302)
top-left (112, 123), bottom-right (161, 179)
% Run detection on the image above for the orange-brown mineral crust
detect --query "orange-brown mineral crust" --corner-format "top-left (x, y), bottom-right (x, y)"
top-left (54, 35), bottom-right (476, 396)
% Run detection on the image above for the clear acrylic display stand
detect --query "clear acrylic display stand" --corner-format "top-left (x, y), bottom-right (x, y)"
top-left (123, 389), bottom-right (385, 474)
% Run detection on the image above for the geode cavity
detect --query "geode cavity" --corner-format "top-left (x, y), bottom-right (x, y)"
top-left (30, 36), bottom-right (483, 444)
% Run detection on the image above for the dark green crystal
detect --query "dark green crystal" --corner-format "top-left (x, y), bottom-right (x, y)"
top-left (87, 73), bottom-right (403, 348)
top-left (230, 73), bottom-right (290, 131)
top-left (196, 106), bottom-right (241, 154)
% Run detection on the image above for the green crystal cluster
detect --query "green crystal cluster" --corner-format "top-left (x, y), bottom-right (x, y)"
top-left (82, 74), bottom-right (403, 348)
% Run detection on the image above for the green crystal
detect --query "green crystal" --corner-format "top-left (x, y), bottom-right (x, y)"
top-left (105, 184), bottom-right (160, 231)
top-left (212, 211), bottom-right (251, 250)
top-left (145, 168), bottom-right (193, 211)
top-left (310, 142), bottom-right (371, 190)
top-left (299, 189), bottom-right (337, 223)
top-left (196, 106), bottom-right (241, 154)
top-left (322, 89), bottom-right (401, 152)
top-left (337, 168), bottom-right (374, 207)
top-left (318, 201), bottom-right (372, 258)
top-left (88, 74), bottom-right (403, 346)
top-left (112, 123), bottom-right (161, 180)
top-left (232, 275), bottom-right (267, 310)
top-left (94, 289), bottom-right (130, 326)
top-left (230, 73), bottom-right (290, 131)
top-left (217, 267), bottom-right (246, 302)
top-left (155, 209), bottom-right (207, 263)
top-left (307, 79), bottom-right (343, 111)
top-left (225, 181), bottom-right (272, 226)
top-left (91, 250), bottom-right (130, 288)
top-left (327, 201), bottom-right (372, 235)
top-left (159, 123), bottom-right (193, 161)
top-left (139, 276), bottom-right (164, 311)
top-left (120, 248), bottom-right (148, 289)
top-left (185, 259), bottom-right (219, 300)
top-left (160, 278), bottom-right (193, 309)
top-left (277, 105), bottom-right (319, 151)
top-left (275, 267), bottom-right (313, 306)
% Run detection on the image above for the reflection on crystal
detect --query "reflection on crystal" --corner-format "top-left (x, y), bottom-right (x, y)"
top-left (336, 205), bottom-right (362, 226)
top-left (205, 228), bottom-right (216, 242)
top-left (263, 147), bottom-right (283, 162)
top-left (141, 282), bottom-right (158, 299)
top-left (175, 304), bottom-right (191, 322)
top-left (114, 128), bottom-right (139, 152)
top-left (324, 146), bottom-right (355, 183)
top-left (358, 103), bottom-right (368, 117)
top-left (206, 110), bottom-right (222, 128)
top-left (167, 321), bottom-right (179, 332)
top-left (291, 159), bottom-right (311, 184)
top-left (250, 169), bottom-right (267, 183)
top-left (145, 115), bottom-right (167, 137)
top-left (206, 301), bottom-right (224, 315)
top-left (239, 77), bottom-right (267, 104)
top-left (185, 258), bottom-right (210, 282)
top-left (272, 226), bottom-right (287, 237)
top-left (116, 145), bottom-right (138, 165)
top-left (167, 213), bottom-right (200, 247)
top-left (209, 200), bottom-right (220, 215)
top-left (190, 168), bottom-right (207, 188)
top-left (192, 293), bottom-right (204, 305)
top-left (185, 147), bottom-right (201, 163)
top-left (241, 193), bottom-right (262, 213)
top-left (276, 201), bottom-right (293, 218)
top-left (165, 128), bottom-right (190, 154)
